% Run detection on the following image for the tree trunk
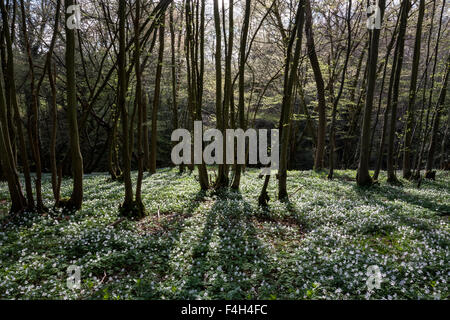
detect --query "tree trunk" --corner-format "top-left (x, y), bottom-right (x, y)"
top-left (142, 93), bottom-right (150, 171)
top-left (372, 14), bottom-right (400, 181)
top-left (278, 0), bottom-right (305, 200)
top-left (134, 0), bottom-right (145, 216)
top-left (64, 0), bottom-right (83, 209)
top-left (425, 55), bottom-right (450, 178)
top-left (118, 0), bottom-right (133, 210)
top-left (19, 0), bottom-right (46, 211)
top-left (0, 1), bottom-right (34, 210)
top-left (305, 0), bottom-right (326, 171)
top-left (150, 19), bottom-right (165, 174)
top-left (343, 42), bottom-right (367, 167)
top-left (402, 0), bottom-right (424, 179)
top-left (357, 0), bottom-right (386, 186)
top-left (440, 106), bottom-right (450, 169)
top-left (213, 0), bottom-right (226, 188)
top-left (415, 0), bottom-right (445, 179)
top-left (386, 0), bottom-right (409, 184)
top-left (0, 58), bottom-right (26, 214)
top-left (328, 0), bottom-right (352, 180)
top-left (48, 63), bottom-right (60, 205)
top-left (169, 3), bottom-right (181, 173)
top-left (231, 0), bottom-right (251, 190)
top-left (185, 0), bottom-right (208, 190)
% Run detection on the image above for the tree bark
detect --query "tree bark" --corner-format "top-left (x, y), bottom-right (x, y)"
top-left (305, 0), bottom-right (326, 171)
top-left (414, 0), bottom-right (445, 179)
top-left (64, 0), bottom-right (84, 209)
top-left (19, 0), bottom-right (46, 211)
top-left (134, 0), bottom-right (145, 215)
top-left (118, 0), bottom-right (133, 209)
top-left (357, 0), bottom-right (386, 186)
top-left (0, 56), bottom-right (26, 214)
top-left (0, 1), bottom-right (34, 210)
top-left (48, 63), bottom-right (60, 205)
top-left (185, 0), bottom-right (208, 190)
top-left (150, 19), bottom-right (165, 174)
top-left (169, 3), bottom-right (181, 173)
top-left (386, 0), bottom-right (409, 184)
top-left (372, 14), bottom-right (400, 180)
top-left (402, 0), bottom-right (424, 179)
top-left (425, 55), bottom-right (450, 178)
top-left (328, 0), bottom-right (352, 180)
top-left (213, 0), bottom-right (226, 188)
top-left (278, 0), bottom-right (305, 200)
top-left (231, 0), bottom-right (251, 190)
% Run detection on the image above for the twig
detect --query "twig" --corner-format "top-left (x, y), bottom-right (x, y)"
top-left (99, 271), bottom-right (107, 285)
top-left (109, 217), bottom-right (126, 227)
top-left (289, 186), bottom-right (303, 197)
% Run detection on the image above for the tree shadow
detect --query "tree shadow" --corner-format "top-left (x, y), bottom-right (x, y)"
top-left (328, 176), bottom-right (450, 216)
top-left (174, 190), bottom-right (278, 299)
top-left (35, 170), bottom-right (209, 299)
top-left (339, 181), bottom-right (449, 234)
top-left (122, 190), bottom-right (207, 299)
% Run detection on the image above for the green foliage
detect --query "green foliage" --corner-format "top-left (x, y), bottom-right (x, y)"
top-left (0, 169), bottom-right (448, 300)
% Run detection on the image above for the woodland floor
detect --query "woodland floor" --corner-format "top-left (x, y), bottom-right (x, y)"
top-left (0, 169), bottom-right (448, 300)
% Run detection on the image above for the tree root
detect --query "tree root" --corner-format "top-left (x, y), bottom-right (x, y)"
top-left (119, 200), bottom-right (146, 219)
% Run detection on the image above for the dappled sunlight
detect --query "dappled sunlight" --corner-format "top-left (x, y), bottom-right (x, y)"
top-left (0, 168), bottom-right (448, 299)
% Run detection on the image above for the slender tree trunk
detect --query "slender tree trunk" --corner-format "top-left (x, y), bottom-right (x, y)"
top-left (150, 19), bottom-right (165, 174)
top-left (231, 0), bottom-right (251, 190)
top-left (278, 0), bottom-right (305, 200)
top-left (118, 0), bottom-right (133, 210)
top-left (402, 0), bottom-right (424, 179)
top-left (64, 0), bottom-right (83, 209)
top-left (213, 0), bottom-right (226, 188)
top-left (258, 174), bottom-right (270, 206)
top-left (19, 0), bottom-right (46, 211)
top-left (169, 3), bottom-right (181, 173)
top-left (48, 63), bottom-right (60, 205)
top-left (413, 0), bottom-right (436, 178)
top-left (134, 0), bottom-right (145, 216)
top-left (0, 1), bottom-right (34, 210)
top-left (222, 0), bottom-right (234, 186)
top-left (129, 88), bottom-right (137, 164)
top-left (415, 0), bottom-right (445, 179)
top-left (374, 8), bottom-right (404, 181)
top-left (108, 107), bottom-right (120, 180)
top-left (344, 41), bottom-right (367, 166)
top-left (328, 0), bottom-right (352, 180)
top-left (357, 0), bottom-right (386, 186)
top-left (40, 0), bottom-right (63, 205)
top-left (386, 0), bottom-right (409, 184)
top-left (197, 0), bottom-right (209, 189)
top-left (0, 30), bottom-right (16, 168)
top-left (0, 58), bottom-right (26, 214)
top-left (305, 0), bottom-right (326, 171)
top-left (440, 106), bottom-right (450, 169)
top-left (142, 93), bottom-right (150, 171)
top-left (185, 0), bottom-right (208, 190)
top-left (425, 55), bottom-right (450, 178)
top-left (372, 16), bottom-right (400, 180)
top-left (176, 1), bottom-right (185, 173)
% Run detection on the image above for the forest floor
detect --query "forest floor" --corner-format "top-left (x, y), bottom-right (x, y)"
top-left (0, 169), bottom-right (448, 300)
